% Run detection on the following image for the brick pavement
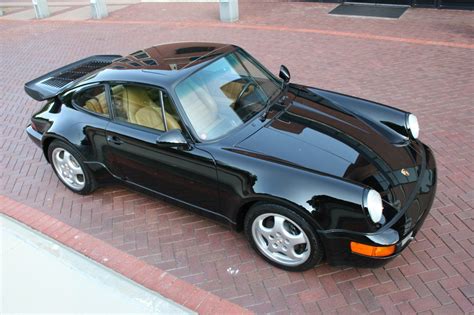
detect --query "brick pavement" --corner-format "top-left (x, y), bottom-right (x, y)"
top-left (0, 196), bottom-right (249, 314)
top-left (1, 2), bottom-right (473, 314)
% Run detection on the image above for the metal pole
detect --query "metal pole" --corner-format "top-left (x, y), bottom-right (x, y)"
top-left (32, 0), bottom-right (50, 19)
top-left (90, 0), bottom-right (108, 20)
top-left (219, 0), bottom-right (239, 23)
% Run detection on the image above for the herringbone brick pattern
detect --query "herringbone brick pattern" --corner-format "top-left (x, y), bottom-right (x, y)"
top-left (1, 3), bottom-right (473, 313)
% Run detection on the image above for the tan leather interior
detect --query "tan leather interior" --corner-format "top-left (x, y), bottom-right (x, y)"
top-left (134, 106), bottom-right (181, 131)
top-left (121, 86), bottom-right (152, 124)
top-left (84, 85), bottom-right (125, 115)
top-left (220, 81), bottom-right (254, 103)
top-left (163, 111), bottom-right (182, 130)
top-left (178, 80), bottom-right (219, 137)
top-left (84, 85), bottom-right (181, 131)
top-left (119, 85), bottom-right (181, 131)
top-left (84, 91), bottom-right (109, 114)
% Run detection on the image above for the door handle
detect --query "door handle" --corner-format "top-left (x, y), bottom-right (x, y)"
top-left (107, 135), bottom-right (123, 145)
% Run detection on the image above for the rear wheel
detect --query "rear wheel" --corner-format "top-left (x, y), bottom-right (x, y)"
top-left (244, 203), bottom-right (323, 271)
top-left (48, 140), bottom-right (97, 195)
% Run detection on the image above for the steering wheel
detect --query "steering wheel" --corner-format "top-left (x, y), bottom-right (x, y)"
top-left (234, 81), bottom-right (257, 109)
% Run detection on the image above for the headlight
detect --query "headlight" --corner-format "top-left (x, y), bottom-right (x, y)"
top-left (364, 189), bottom-right (384, 223)
top-left (406, 114), bottom-right (419, 139)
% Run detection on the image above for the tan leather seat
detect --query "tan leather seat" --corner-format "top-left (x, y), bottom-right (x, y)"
top-left (135, 107), bottom-right (181, 131)
top-left (122, 86), bottom-right (154, 124)
top-left (84, 86), bottom-right (125, 115)
top-left (122, 86), bottom-right (181, 131)
top-left (164, 113), bottom-right (182, 130)
top-left (84, 91), bottom-right (109, 114)
top-left (178, 80), bottom-right (219, 137)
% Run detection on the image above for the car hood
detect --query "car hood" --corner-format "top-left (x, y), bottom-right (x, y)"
top-left (236, 86), bottom-right (423, 210)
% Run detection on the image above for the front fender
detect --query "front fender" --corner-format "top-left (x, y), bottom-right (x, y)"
top-left (213, 148), bottom-right (372, 233)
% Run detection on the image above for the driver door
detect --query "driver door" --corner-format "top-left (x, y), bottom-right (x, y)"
top-left (103, 82), bottom-right (220, 213)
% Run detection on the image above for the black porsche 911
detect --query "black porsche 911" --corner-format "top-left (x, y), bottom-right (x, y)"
top-left (25, 42), bottom-right (436, 271)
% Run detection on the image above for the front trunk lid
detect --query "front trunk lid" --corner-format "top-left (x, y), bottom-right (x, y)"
top-left (237, 87), bottom-right (424, 218)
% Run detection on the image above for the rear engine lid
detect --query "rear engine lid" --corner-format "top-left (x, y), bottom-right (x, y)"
top-left (24, 55), bottom-right (121, 101)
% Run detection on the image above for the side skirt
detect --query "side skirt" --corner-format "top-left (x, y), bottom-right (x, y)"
top-left (84, 161), bottom-right (236, 228)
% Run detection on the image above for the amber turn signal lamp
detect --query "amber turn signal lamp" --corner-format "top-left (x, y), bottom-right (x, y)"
top-left (350, 242), bottom-right (395, 257)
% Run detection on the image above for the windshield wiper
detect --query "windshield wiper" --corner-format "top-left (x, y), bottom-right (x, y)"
top-left (260, 86), bottom-right (286, 122)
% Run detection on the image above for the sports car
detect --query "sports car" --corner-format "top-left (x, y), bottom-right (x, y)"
top-left (25, 42), bottom-right (436, 271)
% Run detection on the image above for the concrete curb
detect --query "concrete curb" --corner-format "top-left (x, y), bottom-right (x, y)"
top-left (0, 195), bottom-right (252, 315)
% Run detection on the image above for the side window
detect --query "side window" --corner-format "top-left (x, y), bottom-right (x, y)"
top-left (72, 85), bottom-right (109, 117)
top-left (109, 84), bottom-right (183, 132)
top-left (161, 92), bottom-right (184, 131)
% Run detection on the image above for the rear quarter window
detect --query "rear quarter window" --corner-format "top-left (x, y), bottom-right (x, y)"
top-left (61, 85), bottom-right (109, 117)
top-left (72, 85), bottom-right (109, 117)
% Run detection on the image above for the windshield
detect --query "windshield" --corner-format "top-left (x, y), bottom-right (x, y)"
top-left (175, 51), bottom-right (282, 141)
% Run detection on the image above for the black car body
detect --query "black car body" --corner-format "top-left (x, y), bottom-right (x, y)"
top-left (25, 42), bottom-right (436, 270)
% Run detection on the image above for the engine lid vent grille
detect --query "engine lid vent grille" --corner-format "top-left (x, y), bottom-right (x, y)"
top-left (41, 60), bottom-right (114, 88)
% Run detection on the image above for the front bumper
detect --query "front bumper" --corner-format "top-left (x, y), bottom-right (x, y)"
top-left (320, 144), bottom-right (437, 268)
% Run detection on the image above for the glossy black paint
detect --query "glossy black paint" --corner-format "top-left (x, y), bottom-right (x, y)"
top-left (157, 129), bottom-right (189, 148)
top-left (25, 42), bottom-right (437, 267)
top-left (279, 65), bottom-right (291, 83)
top-left (104, 120), bottom-right (220, 214)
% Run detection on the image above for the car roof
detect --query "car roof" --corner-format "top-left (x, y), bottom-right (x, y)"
top-left (111, 42), bottom-right (234, 71)
top-left (82, 42), bottom-right (239, 89)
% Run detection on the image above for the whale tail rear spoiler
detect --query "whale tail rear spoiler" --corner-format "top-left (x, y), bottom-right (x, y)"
top-left (24, 54), bottom-right (122, 101)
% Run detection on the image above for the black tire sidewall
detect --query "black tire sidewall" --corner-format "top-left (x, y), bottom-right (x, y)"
top-left (244, 203), bottom-right (323, 271)
top-left (47, 140), bottom-right (96, 195)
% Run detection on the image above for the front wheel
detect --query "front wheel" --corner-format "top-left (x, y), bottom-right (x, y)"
top-left (244, 203), bottom-right (323, 271)
top-left (48, 140), bottom-right (97, 195)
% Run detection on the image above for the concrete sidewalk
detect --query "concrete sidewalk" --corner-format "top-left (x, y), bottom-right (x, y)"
top-left (1, 214), bottom-right (193, 314)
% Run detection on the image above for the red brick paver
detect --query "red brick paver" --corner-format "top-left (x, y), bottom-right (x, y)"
top-left (0, 196), bottom-right (250, 315)
top-left (1, 2), bottom-right (473, 314)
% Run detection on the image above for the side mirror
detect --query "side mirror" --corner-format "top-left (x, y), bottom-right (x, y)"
top-left (156, 129), bottom-right (189, 149)
top-left (279, 65), bottom-right (290, 83)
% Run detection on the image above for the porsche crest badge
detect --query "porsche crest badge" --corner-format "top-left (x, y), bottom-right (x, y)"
top-left (401, 168), bottom-right (410, 177)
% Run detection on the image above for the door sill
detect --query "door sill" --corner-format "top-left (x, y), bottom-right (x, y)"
top-left (122, 178), bottom-right (236, 225)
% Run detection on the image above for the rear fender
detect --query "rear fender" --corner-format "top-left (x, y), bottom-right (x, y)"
top-left (39, 104), bottom-right (109, 162)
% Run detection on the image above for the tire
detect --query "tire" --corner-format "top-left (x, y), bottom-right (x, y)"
top-left (244, 203), bottom-right (323, 271)
top-left (47, 140), bottom-right (97, 195)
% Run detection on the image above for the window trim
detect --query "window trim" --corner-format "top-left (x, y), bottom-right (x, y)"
top-left (159, 90), bottom-right (168, 131)
top-left (108, 114), bottom-right (167, 136)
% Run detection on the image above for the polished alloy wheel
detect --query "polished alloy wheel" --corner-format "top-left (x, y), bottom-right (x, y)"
top-left (51, 148), bottom-right (85, 190)
top-left (251, 213), bottom-right (310, 266)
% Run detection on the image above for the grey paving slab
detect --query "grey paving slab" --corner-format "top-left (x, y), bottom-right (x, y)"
top-left (47, 4), bottom-right (128, 20)
top-left (0, 214), bottom-right (194, 314)
top-left (0, 6), bottom-right (68, 20)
